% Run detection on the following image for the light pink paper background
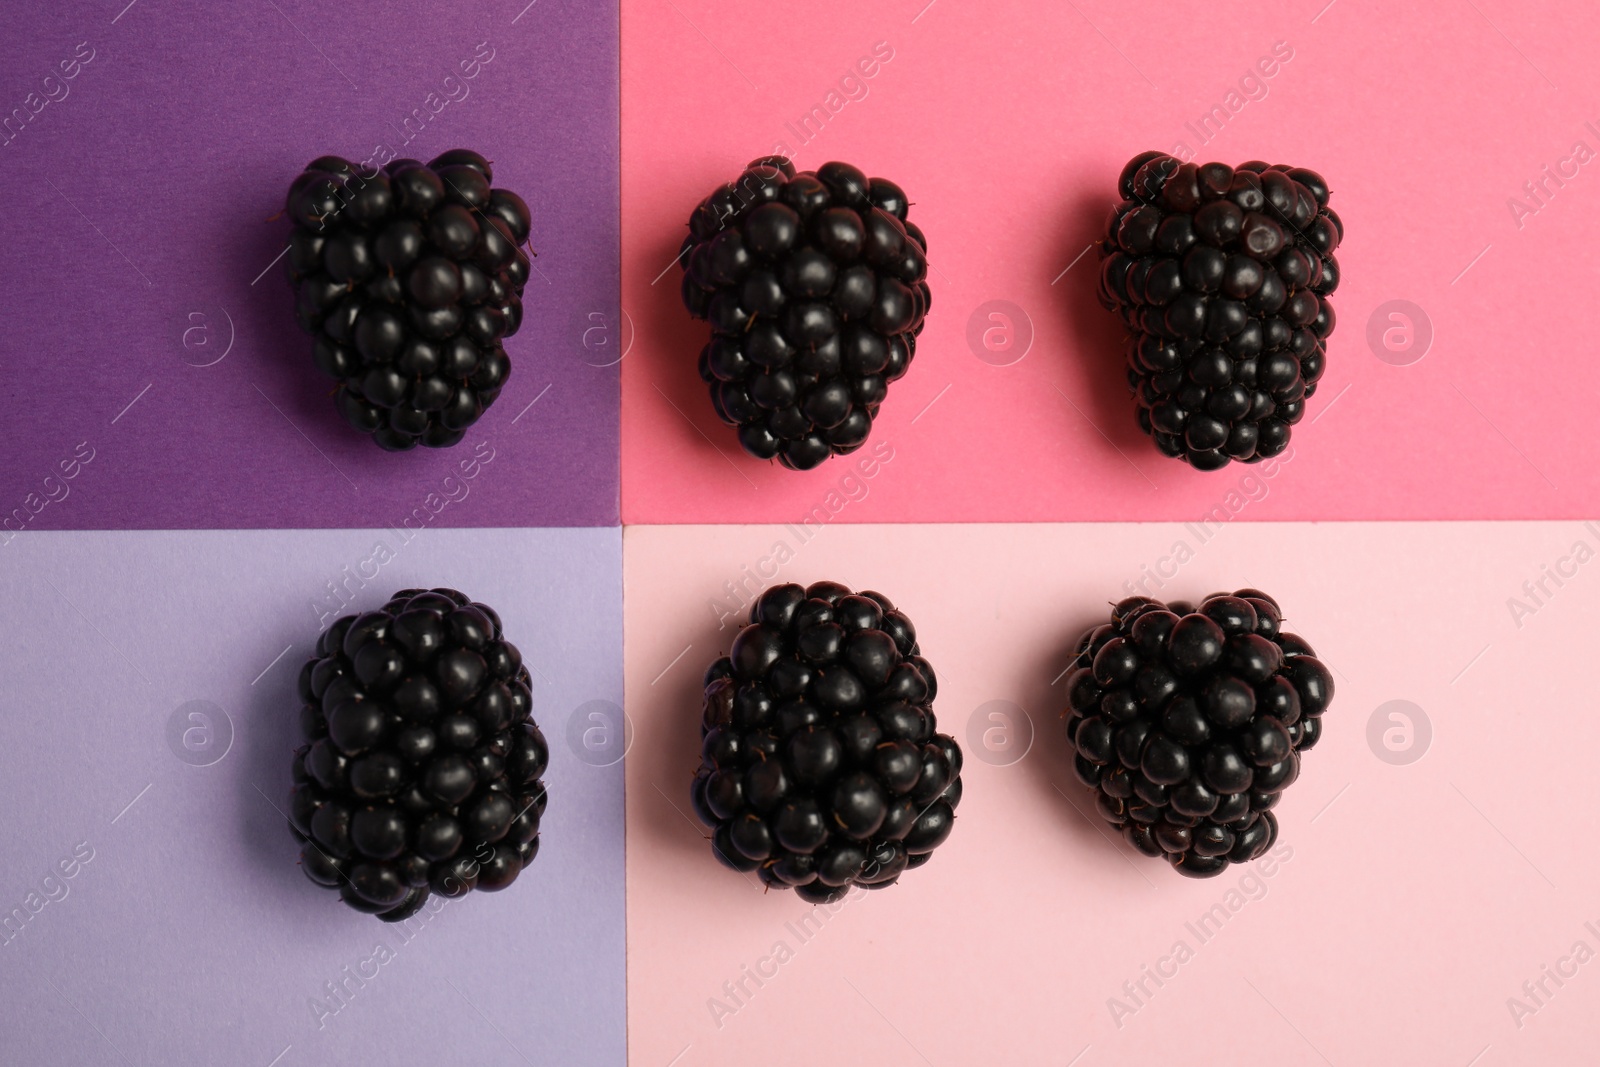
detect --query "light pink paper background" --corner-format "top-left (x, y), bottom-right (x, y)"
top-left (622, 0), bottom-right (1600, 523)
top-left (625, 522), bottom-right (1599, 1065)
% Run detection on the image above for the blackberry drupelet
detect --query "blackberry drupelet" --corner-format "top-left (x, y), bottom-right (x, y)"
top-left (1097, 153), bottom-right (1342, 470)
top-left (691, 582), bottom-right (961, 901)
top-left (1061, 589), bottom-right (1333, 878)
top-left (284, 150), bottom-right (533, 451)
top-left (679, 157), bottom-right (932, 470)
top-left (287, 588), bottom-right (548, 920)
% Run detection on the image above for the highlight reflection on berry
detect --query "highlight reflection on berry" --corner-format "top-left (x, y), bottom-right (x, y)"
top-left (288, 588), bottom-right (548, 920)
top-left (680, 158), bottom-right (932, 471)
top-left (692, 582), bottom-right (962, 901)
top-left (1063, 589), bottom-right (1333, 878)
top-left (1098, 153), bottom-right (1342, 470)
top-left (284, 150), bottom-right (533, 452)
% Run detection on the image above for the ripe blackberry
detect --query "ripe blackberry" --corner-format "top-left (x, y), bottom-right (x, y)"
top-left (287, 588), bottom-right (548, 920)
top-left (679, 158), bottom-right (932, 470)
top-left (691, 582), bottom-right (961, 901)
top-left (1097, 153), bottom-right (1342, 470)
top-left (1061, 589), bottom-right (1333, 878)
top-left (283, 150), bottom-right (533, 451)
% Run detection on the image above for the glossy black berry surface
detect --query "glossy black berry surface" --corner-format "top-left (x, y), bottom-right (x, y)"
top-left (284, 150), bottom-right (533, 451)
top-left (1062, 589), bottom-right (1333, 878)
top-left (679, 158), bottom-right (931, 470)
top-left (288, 587), bottom-right (548, 919)
top-left (692, 582), bottom-right (961, 900)
top-left (1098, 153), bottom-right (1342, 470)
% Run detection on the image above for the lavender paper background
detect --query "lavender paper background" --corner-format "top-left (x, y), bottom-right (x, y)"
top-left (0, 528), bottom-right (624, 1066)
top-left (0, 0), bottom-right (620, 529)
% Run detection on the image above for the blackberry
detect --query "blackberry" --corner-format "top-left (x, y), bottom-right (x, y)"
top-left (679, 158), bottom-right (931, 470)
top-left (1061, 589), bottom-right (1334, 878)
top-left (283, 150), bottom-right (533, 451)
top-left (287, 587), bottom-right (548, 919)
top-left (1097, 153), bottom-right (1342, 470)
top-left (691, 582), bottom-right (961, 901)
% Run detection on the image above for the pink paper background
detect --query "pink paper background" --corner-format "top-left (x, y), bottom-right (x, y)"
top-left (621, 0), bottom-right (1600, 523)
top-left (625, 522), bottom-right (1600, 1065)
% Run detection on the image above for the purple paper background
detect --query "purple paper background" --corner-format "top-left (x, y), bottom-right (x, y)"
top-left (0, 0), bottom-right (619, 529)
top-left (0, 528), bottom-right (624, 1065)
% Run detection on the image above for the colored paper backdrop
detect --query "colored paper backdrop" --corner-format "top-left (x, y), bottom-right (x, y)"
top-left (622, 0), bottom-right (1600, 523)
top-left (0, 528), bottom-right (624, 1066)
top-left (625, 521), bottom-right (1599, 1065)
top-left (0, 0), bottom-right (619, 529)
